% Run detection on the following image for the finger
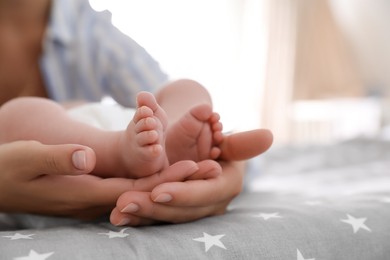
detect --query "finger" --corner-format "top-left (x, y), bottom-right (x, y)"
top-left (150, 179), bottom-right (224, 206)
top-left (1, 141), bottom-right (96, 180)
top-left (112, 191), bottom-right (158, 226)
top-left (32, 142), bottom-right (96, 177)
top-left (20, 174), bottom-right (149, 218)
top-left (62, 160), bottom-right (214, 218)
top-left (151, 161), bottom-right (245, 207)
top-left (112, 205), bottom-right (215, 226)
top-left (21, 175), bottom-right (130, 214)
top-left (219, 129), bottom-right (273, 161)
top-left (185, 160), bottom-right (221, 180)
top-left (111, 191), bottom-right (222, 226)
top-left (24, 161), bottom-right (202, 216)
top-left (61, 160), bottom-right (216, 210)
top-left (71, 160), bottom-right (242, 217)
top-left (131, 160), bottom-right (199, 191)
top-left (110, 206), bottom-right (157, 226)
top-left (55, 161), bottom-right (200, 207)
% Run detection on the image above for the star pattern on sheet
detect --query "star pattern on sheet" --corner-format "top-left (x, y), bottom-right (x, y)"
top-left (297, 249), bottom-right (315, 260)
top-left (193, 232), bottom-right (226, 252)
top-left (98, 228), bottom-right (129, 238)
top-left (14, 250), bottom-right (54, 260)
top-left (2, 233), bottom-right (35, 240)
top-left (2, 200), bottom-right (383, 259)
top-left (340, 214), bottom-right (371, 233)
top-left (254, 212), bottom-right (282, 220)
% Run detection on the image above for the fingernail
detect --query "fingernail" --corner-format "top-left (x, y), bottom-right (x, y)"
top-left (72, 150), bottom-right (87, 170)
top-left (187, 164), bottom-right (199, 175)
top-left (153, 193), bottom-right (172, 203)
top-left (121, 203), bottom-right (139, 213)
top-left (115, 217), bottom-right (131, 226)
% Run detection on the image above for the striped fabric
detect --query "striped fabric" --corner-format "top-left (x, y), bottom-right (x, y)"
top-left (40, 0), bottom-right (169, 108)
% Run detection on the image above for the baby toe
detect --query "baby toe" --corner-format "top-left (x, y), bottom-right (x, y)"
top-left (135, 117), bottom-right (158, 133)
top-left (136, 130), bottom-right (159, 146)
top-left (133, 106), bottom-right (154, 124)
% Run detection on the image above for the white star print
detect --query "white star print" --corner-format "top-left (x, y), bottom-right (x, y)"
top-left (297, 249), bottom-right (315, 260)
top-left (2, 233), bottom-right (34, 240)
top-left (14, 250), bottom-right (53, 260)
top-left (193, 232), bottom-right (226, 252)
top-left (340, 214), bottom-right (371, 233)
top-left (99, 228), bottom-right (129, 238)
top-left (254, 212), bottom-right (282, 220)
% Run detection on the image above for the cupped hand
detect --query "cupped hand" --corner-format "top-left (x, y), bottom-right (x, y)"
top-left (110, 129), bottom-right (273, 226)
top-left (110, 160), bottom-right (244, 226)
top-left (0, 141), bottom-right (219, 220)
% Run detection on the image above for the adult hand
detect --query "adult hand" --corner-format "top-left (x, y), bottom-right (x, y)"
top-left (111, 160), bottom-right (245, 226)
top-left (0, 141), bottom-right (220, 220)
top-left (110, 129), bottom-right (273, 226)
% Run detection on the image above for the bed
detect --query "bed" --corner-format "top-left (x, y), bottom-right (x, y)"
top-left (1, 138), bottom-right (390, 259)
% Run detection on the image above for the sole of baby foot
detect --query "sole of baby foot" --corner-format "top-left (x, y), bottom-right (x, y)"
top-left (166, 104), bottom-right (221, 164)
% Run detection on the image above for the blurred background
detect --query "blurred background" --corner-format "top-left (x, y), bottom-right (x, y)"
top-left (89, 0), bottom-right (390, 145)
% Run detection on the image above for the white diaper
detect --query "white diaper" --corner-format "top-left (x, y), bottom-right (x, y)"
top-left (67, 103), bottom-right (136, 131)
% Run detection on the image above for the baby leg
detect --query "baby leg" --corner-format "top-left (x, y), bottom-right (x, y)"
top-left (0, 97), bottom-right (78, 144)
top-left (0, 95), bottom-right (169, 178)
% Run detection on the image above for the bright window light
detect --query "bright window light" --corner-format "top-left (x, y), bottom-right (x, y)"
top-left (89, 0), bottom-right (267, 131)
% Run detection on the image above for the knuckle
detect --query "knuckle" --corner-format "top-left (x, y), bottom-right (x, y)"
top-left (44, 156), bottom-right (62, 173)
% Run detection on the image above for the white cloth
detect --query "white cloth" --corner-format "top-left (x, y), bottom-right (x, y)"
top-left (67, 103), bottom-right (135, 131)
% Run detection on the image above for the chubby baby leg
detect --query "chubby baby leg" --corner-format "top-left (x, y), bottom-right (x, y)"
top-left (0, 97), bottom-right (74, 143)
top-left (0, 95), bottom-right (170, 178)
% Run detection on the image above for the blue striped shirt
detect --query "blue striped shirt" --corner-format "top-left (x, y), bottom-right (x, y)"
top-left (40, 0), bottom-right (169, 107)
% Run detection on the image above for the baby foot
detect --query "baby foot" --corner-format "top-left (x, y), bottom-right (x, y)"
top-left (119, 91), bottom-right (169, 178)
top-left (165, 104), bottom-right (223, 164)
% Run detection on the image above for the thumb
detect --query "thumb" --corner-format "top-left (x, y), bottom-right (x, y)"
top-left (219, 129), bottom-right (273, 161)
top-left (8, 141), bottom-right (96, 179)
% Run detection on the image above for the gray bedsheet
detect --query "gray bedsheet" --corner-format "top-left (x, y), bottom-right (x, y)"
top-left (1, 139), bottom-right (389, 259)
